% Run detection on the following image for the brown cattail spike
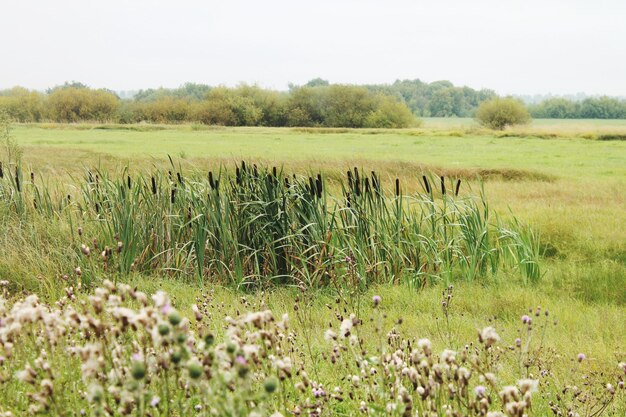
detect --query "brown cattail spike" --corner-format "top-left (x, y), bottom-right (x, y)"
top-left (422, 176), bottom-right (431, 194)
top-left (127, 175), bottom-right (132, 190)
top-left (455, 179), bottom-right (461, 196)
top-left (395, 178), bottom-right (400, 197)
top-left (151, 176), bottom-right (157, 195)
top-left (0, 162), bottom-right (4, 178)
top-left (315, 177), bottom-right (323, 198)
top-left (440, 176), bottom-right (446, 195)
top-left (208, 171), bottom-right (215, 189)
top-left (171, 186), bottom-right (177, 204)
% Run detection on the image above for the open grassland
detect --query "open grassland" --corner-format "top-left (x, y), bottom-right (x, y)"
top-left (0, 119), bottom-right (625, 416)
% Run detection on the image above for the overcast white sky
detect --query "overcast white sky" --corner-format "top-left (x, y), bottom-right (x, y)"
top-left (1, 0), bottom-right (625, 95)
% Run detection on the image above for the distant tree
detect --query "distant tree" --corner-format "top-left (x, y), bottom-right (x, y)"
top-left (428, 89), bottom-right (455, 117)
top-left (48, 87), bottom-right (119, 122)
top-left (46, 81), bottom-right (89, 94)
top-left (365, 95), bottom-right (417, 128)
top-left (0, 87), bottom-right (46, 122)
top-left (529, 98), bottom-right (579, 119)
top-left (580, 96), bottom-right (626, 119)
top-left (304, 78), bottom-right (330, 88)
top-left (475, 97), bottom-right (531, 130)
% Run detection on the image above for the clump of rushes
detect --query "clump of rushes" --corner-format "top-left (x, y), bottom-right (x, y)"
top-left (1, 162), bottom-right (540, 287)
top-left (0, 282), bottom-right (623, 416)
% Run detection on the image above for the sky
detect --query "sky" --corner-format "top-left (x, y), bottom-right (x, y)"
top-left (1, 0), bottom-right (625, 96)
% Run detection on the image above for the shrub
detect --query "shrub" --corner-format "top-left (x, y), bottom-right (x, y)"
top-left (475, 97), bottom-right (531, 130)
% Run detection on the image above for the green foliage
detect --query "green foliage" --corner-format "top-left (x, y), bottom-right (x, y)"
top-left (528, 96), bottom-right (626, 119)
top-left (475, 97), bottom-right (532, 130)
top-left (48, 87), bottom-right (120, 122)
top-left (365, 79), bottom-right (497, 117)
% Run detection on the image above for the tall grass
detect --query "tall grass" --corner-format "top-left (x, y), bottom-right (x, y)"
top-left (0, 161), bottom-right (540, 289)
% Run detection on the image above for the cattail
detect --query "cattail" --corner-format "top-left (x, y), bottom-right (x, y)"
top-left (241, 160), bottom-right (246, 172)
top-left (168, 170), bottom-right (172, 180)
top-left (364, 177), bottom-right (371, 194)
top-left (422, 175), bottom-right (431, 194)
top-left (95, 202), bottom-right (100, 213)
top-left (0, 161), bottom-right (4, 178)
top-left (208, 171), bottom-right (215, 189)
top-left (177, 172), bottom-right (183, 185)
top-left (355, 177), bottom-right (361, 197)
top-left (308, 177), bottom-right (315, 197)
top-left (127, 175), bottom-right (132, 190)
top-left (346, 192), bottom-right (351, 208)
top-left (272, 166), bottom-right (277, 178)
top-left (30, 172), bottom-right (35, 182)
top-left (15, 169), bottom-right (20, 192)
top-left (347, 170), bottom-right (353, 190)
top-left (253, 164), bottom-right (258, 178)
top-left (440, 176), bottom-right (446, 195)
top-left (455, 179), bottom-right (461, 196)
top-left (33, 198), bottom-right (37, 209)
top-left (151, 176), bottom-right (157, 195)
top-left (354, 167), bottom-right (360, 185)
top-left (67, 194), bottom-right (71, 203)
top-left (315, 176), bottom-right (323, 198)
top-left (284, 177), bottom-right (290, 188)
top-left (214, 179), bottom-right (219, 191)
top-left (88, 171), bottom-right (93, 183)
top-left (171, 186), bottom-right (177, 204)
top-left (395, 178), bottom-right (400, 197)
top-left (371, 171), bottom-right (380, 194)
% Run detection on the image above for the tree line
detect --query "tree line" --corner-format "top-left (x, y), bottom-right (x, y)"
top-left (0, 82), bottom-right (416, 128)
top-left (527, 97), bottom-right (626, 119)
top-left (1, 80), bottom-right (625, 127)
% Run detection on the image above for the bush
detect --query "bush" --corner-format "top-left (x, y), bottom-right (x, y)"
top-left (475, 97), bottom-right (531, 130)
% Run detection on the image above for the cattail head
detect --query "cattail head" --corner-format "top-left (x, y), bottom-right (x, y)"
top-left (422, 175), bottom-right (431, 194)
top-left (151, 176), bottom-right (157, 195)
top-left (177, 172), bottom-right (183, 185)
top-left (395, 178), bottom-right (400, 197)
top-left (455, 179), bottom-right (461, 196)
top-left (315, 176), bottom-right (323, 199)
top-left (0, 161), bottom-right (3, 178)
top-left (127, 175), bottom-right (131, 189)
top-left (15, 168), bottom-right (20, 192)
top-left (208, 171), bottom-right (215, 189)
top-left (170, 186), bottom-right (177, 204)
top-left (30, 172), bottom-right (35, 182)
top-left (440, 176), bottom-right (446, 195)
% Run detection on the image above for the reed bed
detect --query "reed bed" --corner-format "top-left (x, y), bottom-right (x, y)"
top-left (0, 161), bottom-right (540, 289)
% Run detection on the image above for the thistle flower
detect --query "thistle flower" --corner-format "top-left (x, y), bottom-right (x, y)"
top-left (372, 295), bottom-right (381, 307)
top-left (479, 327), bottom-right (500, 347)
top-left (577, 353), bottom-right (586, 362)
top-left (475, 385), bottom-right (487, 397)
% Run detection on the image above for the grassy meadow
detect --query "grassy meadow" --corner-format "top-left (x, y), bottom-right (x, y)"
top-left (0, 119), bottom-right (624, 416)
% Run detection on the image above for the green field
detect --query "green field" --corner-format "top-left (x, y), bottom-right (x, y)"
top-left (1, 120), bottom-right (625, 416)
